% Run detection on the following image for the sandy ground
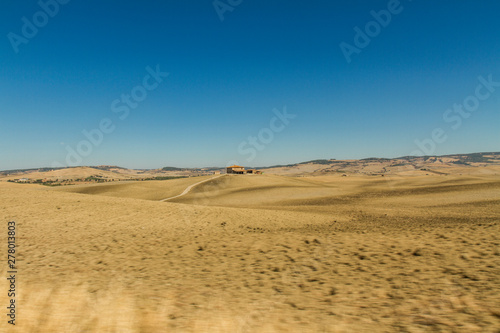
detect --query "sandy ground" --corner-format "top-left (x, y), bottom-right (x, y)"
top-left (0, 173), bottom-right (499, 332)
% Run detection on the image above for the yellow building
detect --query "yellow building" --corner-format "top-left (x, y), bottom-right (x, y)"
top-left (226, 166), bottom-right (262, 174)
top-left (226, 165), bottom-right (245, 174)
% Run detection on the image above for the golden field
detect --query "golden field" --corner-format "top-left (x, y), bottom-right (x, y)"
top-left (1, 171), bottom-right (499, 332)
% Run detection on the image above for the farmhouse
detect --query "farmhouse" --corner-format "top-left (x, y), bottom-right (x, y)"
top-left (226, 165), bottom-right (262, 175)
top-left (226, 165), bottom-right (246, 174)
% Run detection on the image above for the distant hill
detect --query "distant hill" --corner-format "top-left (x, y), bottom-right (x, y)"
top-left (0, 166), bottom-right (70, 175)
top-left (260, 152), bottom-right (499, 168)
top-left (162, 166), bottom-right (185, 171)
top-left (260, 152), bottom-right (500, 176)
top-left (93, 165), bottom-right (129, 171)
top-left (1, 152), bottom-right (498, 180)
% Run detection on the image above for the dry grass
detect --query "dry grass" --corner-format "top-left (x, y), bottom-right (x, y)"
top-left (0, 173), bottom-right (499, 332)
top-left (0, 167), bottom-right (137, 182)
top-left (55, 175), bottom-right (215, 200)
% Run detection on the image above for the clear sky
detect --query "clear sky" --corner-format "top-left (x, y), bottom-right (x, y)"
top-left (1, 0), bottom-right (499, 170)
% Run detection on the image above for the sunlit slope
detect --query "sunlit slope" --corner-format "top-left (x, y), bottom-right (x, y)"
top-left (54, 173), bottom-right (500, 220)
top-left (170, 174), bottom-right (345, 206)
top-left (0, 166), bottom-right (132, 181)
top-left (55, 175), bottom-right (216, 200)
top-left (173, 174), bottom-right (500, 218)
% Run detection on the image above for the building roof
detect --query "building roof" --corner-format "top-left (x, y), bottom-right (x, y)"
top-left (227, 165), bottom-right (244, 168)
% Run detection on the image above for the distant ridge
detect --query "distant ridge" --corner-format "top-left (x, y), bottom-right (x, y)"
top-left (1, 152), bottom-right (499, 173)
top-left (260, 152), bottom-right (500, 169)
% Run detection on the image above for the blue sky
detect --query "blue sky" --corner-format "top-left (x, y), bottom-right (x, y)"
top-left (1, 0), bottom-right (499, 170)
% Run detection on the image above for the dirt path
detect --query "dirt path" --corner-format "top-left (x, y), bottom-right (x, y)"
top-left (160, 174), bottom-right (224, 202)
